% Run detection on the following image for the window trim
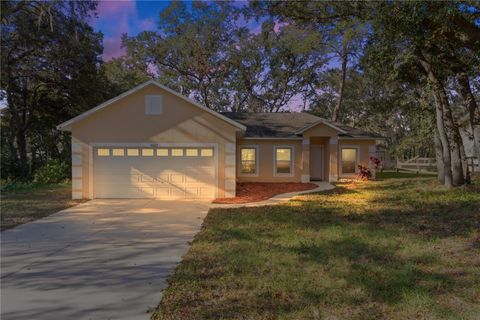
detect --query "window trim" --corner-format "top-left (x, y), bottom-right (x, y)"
top-left (339, 145), bottom-right (360, 177)
top-left (273, 145), bottom-right (295, 177)
top-left (238, 145), bottom-right (259, 177)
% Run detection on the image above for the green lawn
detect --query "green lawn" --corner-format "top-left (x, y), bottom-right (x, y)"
top-left (376, 170), bottom-right (436, 179)
top-left (0, 183), bottom-right (84, 231)
top-left (153, 175), bottom-right (480, 320)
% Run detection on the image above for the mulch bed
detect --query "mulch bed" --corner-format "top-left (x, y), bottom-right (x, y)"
top-left (213, 182), bottom-right (318, 204)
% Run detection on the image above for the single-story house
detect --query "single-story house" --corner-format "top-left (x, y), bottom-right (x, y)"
top-left (58, 80), bottom-right (383, 200)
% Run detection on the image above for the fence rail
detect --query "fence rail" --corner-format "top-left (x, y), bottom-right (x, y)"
top-left (396, 157), bottom-right (437, 172)
top-left (396, 157), bottom-right (480, 173)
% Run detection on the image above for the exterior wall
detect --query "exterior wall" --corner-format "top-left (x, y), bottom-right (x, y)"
top-left (236, 139), bottom-right (303, 183)
top-left (70, 84), bottom-right (238, 199)
top-left (338, 139), bottom-right (376, 178)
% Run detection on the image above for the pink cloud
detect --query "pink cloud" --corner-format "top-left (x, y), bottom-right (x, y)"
top-left (94, 0), bottom-right (137, 60)
top-left (102, 36), bottom-right (127, 61)
top-left (96, 0), bottom-right (136, 17)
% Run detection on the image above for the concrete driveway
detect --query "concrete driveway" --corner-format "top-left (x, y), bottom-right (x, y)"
top-left (1, 199), bottom-right (211, 320)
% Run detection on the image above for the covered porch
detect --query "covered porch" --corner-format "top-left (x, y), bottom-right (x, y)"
top-left (301, 136), bottom-right (338, 183)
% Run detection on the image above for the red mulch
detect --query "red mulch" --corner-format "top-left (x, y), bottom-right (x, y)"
top-left (213, 182), bottom-right (318, 204)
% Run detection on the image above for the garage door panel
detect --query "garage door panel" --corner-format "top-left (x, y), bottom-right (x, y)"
top-left (94, 146), bottom-right (216, 199)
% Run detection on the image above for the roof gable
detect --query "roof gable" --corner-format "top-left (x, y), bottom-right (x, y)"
top-left (57, 80), bottom-right (246, 131)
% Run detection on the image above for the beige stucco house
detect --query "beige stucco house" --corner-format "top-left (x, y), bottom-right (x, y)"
top-left (58, 80), bottom-right (382, 200)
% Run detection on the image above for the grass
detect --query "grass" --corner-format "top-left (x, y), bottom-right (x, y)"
top-left (0, 182), bottom-right (84, 231)
top-left (153, 174), bottom-right (480, 320)
top-left (376, 170), bottom-right (436, 179)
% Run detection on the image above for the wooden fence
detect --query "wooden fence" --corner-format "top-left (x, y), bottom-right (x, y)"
top-left (396, 157), bottom-right (437, 173)
top-left (396, 156), bottom-right (480, 173)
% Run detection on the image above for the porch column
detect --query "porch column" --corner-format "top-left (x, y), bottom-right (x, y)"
top-left (301, 138), bottom-right (310, 182)
top-left (329, 138), bottom-right (338, 182)
top-left (224, 142), bottom-right (236, 197)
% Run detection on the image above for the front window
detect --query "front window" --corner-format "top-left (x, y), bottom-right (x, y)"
top-left (275, 147), bottom-right (293, 174)
top-left (240, 148), bottom-right (257, 174)
top-left (341, 148), bottom-right (358, 174)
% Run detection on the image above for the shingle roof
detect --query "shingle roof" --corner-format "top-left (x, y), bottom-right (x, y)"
top-left (221, 112), bottom-right (383, 139)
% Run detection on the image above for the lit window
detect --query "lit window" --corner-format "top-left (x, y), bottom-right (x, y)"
top-left (200, 148), bottom-right (213, 157)
top-left (142, 148), bottom-right (154, 156)
top-left (157, 148), bottom-right (168, 156)
top-left (275, 147), bottom-right (292, 174)
top-left (240, 148), bottom-right (256, 174)
top-left (112, 148), bottom-right (124, 156)
top-left (97, 148), bottom-right (109, 156)
top-left (341, 148), bottom-right (357, 174)
top-left (171, 148), bottom-right (183, 156)
top-left (186, 148), bottom-right (198, 156)
top-left (127, 148), bottom-right (139, 156)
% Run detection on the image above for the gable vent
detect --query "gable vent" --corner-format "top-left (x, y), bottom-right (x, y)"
top-left (145, 95), bottom-right (163, 115)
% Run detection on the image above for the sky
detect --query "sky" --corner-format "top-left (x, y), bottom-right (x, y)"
top-left (92, 0), bottom-right (171, 60)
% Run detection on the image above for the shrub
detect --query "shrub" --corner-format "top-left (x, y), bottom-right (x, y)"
top-left (33, 160), bottom-right (69, 184)
top-left (369, 155), bottom-right (381, 169)
top-left (357, 165), bottom-right (372, 180)
top-left (0, 179), bottom-right (32, 193)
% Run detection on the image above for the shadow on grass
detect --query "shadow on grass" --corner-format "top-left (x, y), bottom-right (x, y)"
top-left (294, 236), bottom-right (450, 304)
top-left (154, 178), bottom-right (480, 319)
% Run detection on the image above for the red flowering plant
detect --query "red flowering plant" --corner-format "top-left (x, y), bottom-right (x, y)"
top-left (357, 165), bottom-right (372, 180)
top-left (369, 156), bottom-right (381, 169)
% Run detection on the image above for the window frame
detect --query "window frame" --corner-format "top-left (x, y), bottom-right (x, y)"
top-left (97, 148), bottom-right (110, 157)
top-left (156, 148), bottom-right (169, 157)
top-left (171, 148), bottom-right (184, 157)
top-left (186, 148), bottom-right (199, 157)
top-left (112, 148), bottom-right (125, 157)
top-left (339, 145), bottom-right (360, 176)
top-left (238, 146), bottom-right (259, 177)
top-left (200, 148), bottom-right (214, 157)
top-left (273, 146), bottom-right (294, 177)
top-left (141, 148), bottom-right (154, 156)
top-left (127, 148), bottom-right (139, 156)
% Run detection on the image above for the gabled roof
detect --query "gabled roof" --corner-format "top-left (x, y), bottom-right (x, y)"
top-left (221, 112), bottom-right (383, 139)
top-left (57, 80), bottom-right (246, 131)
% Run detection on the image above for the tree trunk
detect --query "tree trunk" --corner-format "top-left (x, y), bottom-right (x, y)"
top-left (15, 129), bottom-right (29, 180)
top-left (416, 48), bottom-right (464, 186)
top-left (434, 127), bottom-right (445, 184)
top-left (436, 84), bottom-right (465, 186)
top-left (331, 40), bottom-right (348, 122)
top-left (456, 71), bottom-right (480, 161)
top-left (433, 93), bottom-right (454, 188)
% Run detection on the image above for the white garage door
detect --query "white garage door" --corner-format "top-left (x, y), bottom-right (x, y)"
top-left (94, 146), bottom-right (216, 199)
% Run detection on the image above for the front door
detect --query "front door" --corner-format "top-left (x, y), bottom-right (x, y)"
top-left (310, 145), bottom-right (324, 180)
